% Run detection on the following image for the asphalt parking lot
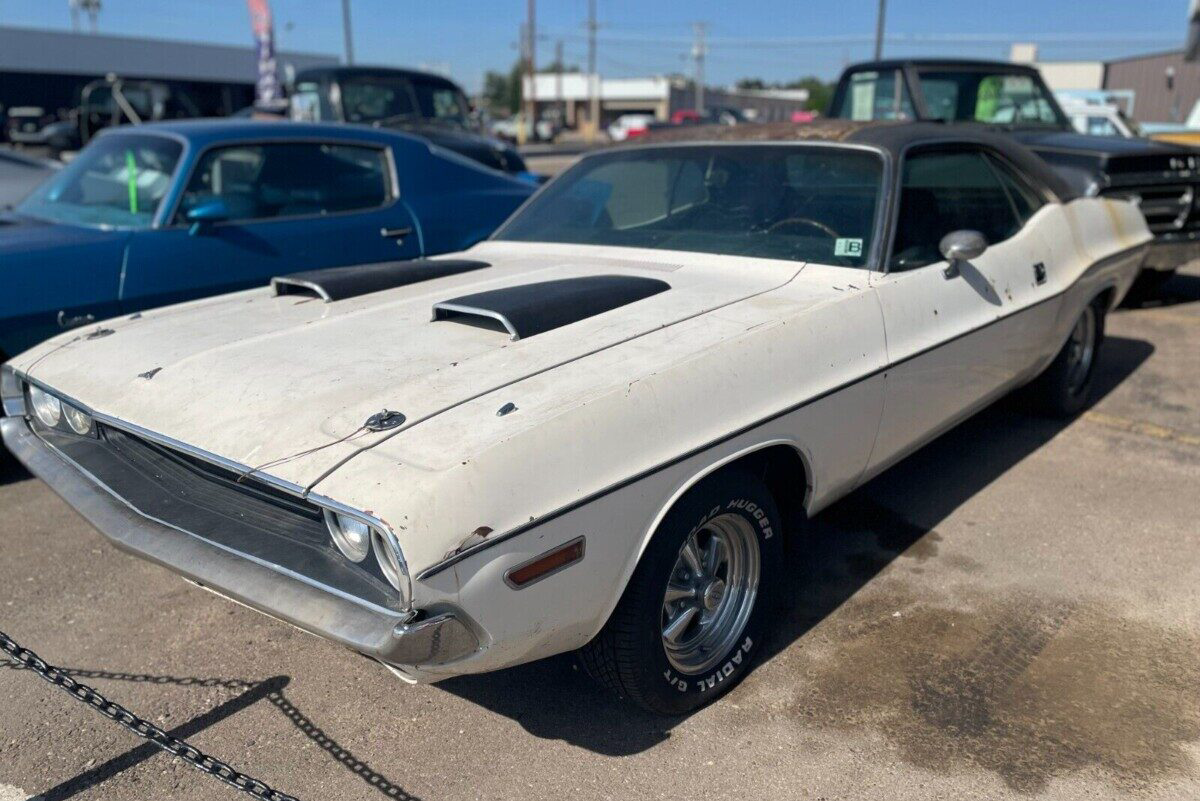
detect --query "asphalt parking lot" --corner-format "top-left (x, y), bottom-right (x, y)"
top-left (1, 264), bottom-right (1198, 801)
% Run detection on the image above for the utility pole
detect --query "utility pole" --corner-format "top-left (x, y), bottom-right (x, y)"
top-left (525, 0), bottom-right (537, 142)
top-left (69, 0), bottom-right (101, 33)
top-left (341, 0), bottom-right (355, 65)
top-left (555, 39), bottom-right (564, 122)
top-left (587, 0), bottom-right (599, 143)
top-left (873, 0), bottom-right (886, 60)
top-left (692, 22), bottom-right (707, 116)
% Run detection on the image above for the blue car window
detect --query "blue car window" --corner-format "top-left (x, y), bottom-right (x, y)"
top-left (17, 133), bottom-right (182, 229)
top-left (175, 142), bottom-right (391, 223)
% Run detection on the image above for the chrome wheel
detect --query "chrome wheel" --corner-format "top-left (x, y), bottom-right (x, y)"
top-left (661, 513), bottom-right (761, 674)
top-left (1065, 305), bottom-right (1097, 395)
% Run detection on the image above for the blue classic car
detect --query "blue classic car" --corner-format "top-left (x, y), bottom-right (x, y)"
top-left (0, 119), bottom-right (535, 360)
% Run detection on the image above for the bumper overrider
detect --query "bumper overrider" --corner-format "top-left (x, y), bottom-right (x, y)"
top-left (0, 369), bottom-right (479, 671)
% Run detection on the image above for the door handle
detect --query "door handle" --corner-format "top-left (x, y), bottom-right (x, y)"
top-left (57, 311), bottom-right (95, 330)
top-left (380, 226), bottom-right (413, 241)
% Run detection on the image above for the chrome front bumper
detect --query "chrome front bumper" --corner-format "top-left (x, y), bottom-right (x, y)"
top-left (1, 416), bottom-right (478, 669)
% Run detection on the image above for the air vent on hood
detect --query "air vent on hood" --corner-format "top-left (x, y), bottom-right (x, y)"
top-left (271, 259), bottom-right (491, 302)
top-left (432, 275), bottom-right (670, 340)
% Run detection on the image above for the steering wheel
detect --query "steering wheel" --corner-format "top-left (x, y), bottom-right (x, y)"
top-left (766, 217), bottom-right (840, 240)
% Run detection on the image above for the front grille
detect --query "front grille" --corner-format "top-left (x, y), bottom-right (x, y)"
top-left (1103, 184), bottom-right (1198, 234)
top-left (36, 421), bottom-right (400, 610)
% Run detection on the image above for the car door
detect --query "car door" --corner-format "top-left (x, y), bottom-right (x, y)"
top-left (867, 145), bottom-right (1058, 474)
top-left (120, 140), bottom-right (420, 312)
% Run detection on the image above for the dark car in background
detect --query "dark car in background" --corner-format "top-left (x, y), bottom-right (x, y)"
top-left (0, 119), bottom-right (534, 361)
top-left (829, 58), bottom-right (1200, 287)
top-left (289, 66), bottom-right (535, 181)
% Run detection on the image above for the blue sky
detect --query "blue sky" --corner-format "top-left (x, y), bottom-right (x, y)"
top-left (0, 0), bottom-right (1190, 91)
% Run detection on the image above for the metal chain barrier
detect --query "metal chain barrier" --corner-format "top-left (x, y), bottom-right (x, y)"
top-left (1, 628), bottom-right (300, 801)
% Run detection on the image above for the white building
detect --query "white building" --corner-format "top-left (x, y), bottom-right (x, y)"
top-left (522, 73), bottom-right (810, 128)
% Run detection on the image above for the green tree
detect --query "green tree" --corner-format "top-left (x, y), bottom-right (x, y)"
top-left (785, 76), bottom-right (834, 112)
top-left (733, 75), bottom-right (836, 112)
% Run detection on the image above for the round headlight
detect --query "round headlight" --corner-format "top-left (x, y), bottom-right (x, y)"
top-left (325, 511), bottom-right (371, 562)
top-left (28, 385), bottom-right (61, 427)
top-left (63, 405), bottom-right (93, 435)
top-left (372, 528), bottom-right (408, 593)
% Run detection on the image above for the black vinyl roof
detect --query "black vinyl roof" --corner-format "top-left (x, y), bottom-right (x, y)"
top-left (638, 119), bottom-right (1077, 202)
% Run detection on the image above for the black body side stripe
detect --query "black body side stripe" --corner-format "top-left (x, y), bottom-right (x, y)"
top-left (416, 242), bottom-right (1146, 580)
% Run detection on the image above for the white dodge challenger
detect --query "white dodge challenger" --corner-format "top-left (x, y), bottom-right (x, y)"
top-left (2, 122), bottom-right (1149, 714)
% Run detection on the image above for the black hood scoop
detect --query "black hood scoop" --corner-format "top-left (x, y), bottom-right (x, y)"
top-left (432, 275), bottom-right (670, 340)
top-left (271, 259), bottom-right (490, 302)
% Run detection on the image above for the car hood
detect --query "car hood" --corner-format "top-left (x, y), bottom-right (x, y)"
top-left (0, 213), bottom-right (90, 249)
top-left (1012, 130), bottom-right (1194, 157)
top-left (14, 242), bottom-right (803, 488)
top-left (387, 121), bottom-right (525, 173)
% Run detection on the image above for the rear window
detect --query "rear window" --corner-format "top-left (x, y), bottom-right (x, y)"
top-left (916, 70), bottom-right (1063, 126)
top-left (834, 69), bottom-right (915, 121)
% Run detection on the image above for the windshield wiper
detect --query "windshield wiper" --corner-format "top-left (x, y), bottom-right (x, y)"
top-left (372, 112), bottom-right (420, 127)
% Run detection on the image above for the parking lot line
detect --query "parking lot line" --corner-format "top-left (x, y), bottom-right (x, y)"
top-left (1083, 410), bottom-right (1200, 448)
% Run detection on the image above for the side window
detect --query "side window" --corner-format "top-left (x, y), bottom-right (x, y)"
top-left (889, 150), bottom-right (1021, 272)
top-left (176, 142), bottom-right (390, 223)
top-left (985, 154), bottom-right (1046, 225)
top-left (835, 70), bottom-right (915, 121)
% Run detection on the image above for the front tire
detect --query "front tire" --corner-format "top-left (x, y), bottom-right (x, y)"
top-left (579, 469), bottom-right (783, 715)
top-left (1033, 298), bottom-right (1106, 417)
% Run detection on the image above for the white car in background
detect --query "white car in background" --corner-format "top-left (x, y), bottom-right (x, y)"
top-left (2, 121), bottom-right (1149, 714)
top-left (1057, 97), bottom-right (1141, 138)
top-left (606, 113), bottom-right (656, 141)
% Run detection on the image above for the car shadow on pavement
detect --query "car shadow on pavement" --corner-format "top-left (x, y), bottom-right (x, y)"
top-left (0, 450), bottom-right (31, 486)
top-left (1121, 270), bottom-right (1200, 310)
top-left (436, 335), bottom-right (1154, 755)
top-left (0, 661), bottom-right (423, 800)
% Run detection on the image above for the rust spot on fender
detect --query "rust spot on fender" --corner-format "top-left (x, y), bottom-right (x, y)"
top-left (445, 526), bottom-right (494, 559)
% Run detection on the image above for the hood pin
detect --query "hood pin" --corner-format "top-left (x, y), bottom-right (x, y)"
top-left (365, 409), bottom-right (406, 432)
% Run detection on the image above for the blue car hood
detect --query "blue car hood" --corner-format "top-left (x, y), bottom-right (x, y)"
top-left (0, 213), bottom-right (129, 257)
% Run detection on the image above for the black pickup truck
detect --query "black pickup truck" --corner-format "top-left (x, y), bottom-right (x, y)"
top-left (828, 59), bottom-right (1200, 284)
top-left (289, 66), bottom-right (532, 180)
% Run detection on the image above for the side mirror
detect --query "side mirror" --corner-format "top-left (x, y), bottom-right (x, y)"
top-left (939, 230), bottom-right (988, 277)
top-left (185, 199), bottom-right (231, 236)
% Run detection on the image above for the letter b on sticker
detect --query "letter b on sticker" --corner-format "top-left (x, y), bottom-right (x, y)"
top-left (835, 238), bottom-right (863, 257)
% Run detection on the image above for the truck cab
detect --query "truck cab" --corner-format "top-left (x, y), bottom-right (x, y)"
top-left (829, 59), bottom-right (1200, 280)
top-left (289, 66), bottom-right (532, 180)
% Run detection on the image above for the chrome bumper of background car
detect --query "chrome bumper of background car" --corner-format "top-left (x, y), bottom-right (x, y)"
top-left (1, 416), bottom-right (479, 668)
top-left (1145, 233), bottom-right (1200, 272)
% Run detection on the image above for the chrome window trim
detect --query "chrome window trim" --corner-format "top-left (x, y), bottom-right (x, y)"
top-left (161, 136), bottom-right (402, 229)
top-left (492, 140), bottom-right (894, 273)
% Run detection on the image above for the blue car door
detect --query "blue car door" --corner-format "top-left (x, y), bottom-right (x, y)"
top-left (120, 140), bottom-right (421, 312)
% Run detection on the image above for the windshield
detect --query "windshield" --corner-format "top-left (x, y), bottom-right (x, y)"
top-left (17, 133), bottom-right (182, 228)
top-left (496, 145), bottom-right (883, 267)
top-left (339, 76), bottom-right (417, 124)
top-left (916, 70), bottom-right (1066, 127)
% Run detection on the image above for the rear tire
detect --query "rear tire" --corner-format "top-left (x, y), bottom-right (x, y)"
top-left (1033, 298), bottom-right (1106, 417)
top-left (579, 468), bottom-right (783, 715)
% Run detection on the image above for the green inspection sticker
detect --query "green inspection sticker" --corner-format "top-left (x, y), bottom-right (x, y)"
top-left (834, 238), bottom-right (863, 257)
